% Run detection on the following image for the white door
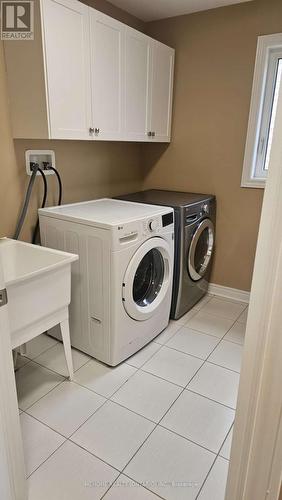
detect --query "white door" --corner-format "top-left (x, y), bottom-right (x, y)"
top-left (124, 27), bottom-right (151, 141)
top-left (122, 238), bottom-right (172, 321)
top-left (149, 41), bottom-right (174, 142)
top-left (42, 0), bottom-right (91, 140)
top-left (89, 10), bottom-right (124, 140)
top-left (0, 261), bottom-right (26, 500)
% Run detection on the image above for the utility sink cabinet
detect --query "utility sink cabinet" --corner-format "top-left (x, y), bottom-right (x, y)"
top-left (4, 0), bottom-right (174, 142)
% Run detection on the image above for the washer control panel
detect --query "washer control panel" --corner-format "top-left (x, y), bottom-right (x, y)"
top-left (113, 210), bottom-right (174, 250)
top-left (143, 216), bottom-right (162, 236)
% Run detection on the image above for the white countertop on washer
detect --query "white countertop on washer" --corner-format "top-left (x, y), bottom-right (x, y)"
top-left (39, 198), bottom-right (173, 228)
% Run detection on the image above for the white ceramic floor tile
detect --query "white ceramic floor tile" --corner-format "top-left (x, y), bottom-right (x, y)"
top-left (21, 334), bottom-right (58, 360)
top-left (27, 381), bottom-right (105, 437)
top-left (104, 474), bottom-right (160, 500)
top-left (198, 457), bottom-right (229, 500)
top-left (154, 321), bottom-right (182, 345)
top-left (161, 390), bottom-right (234, 453)
top-left (16, 361), bottom-right (64, 411)
top-left (104, 475), bottom-right (160, 499)
top-left (28, 440), bottom-right (118, 500)
top-left (142, 346), bottom-right (203, 387)
top-left (188, 363), bottom-right (240, 409)
top-left (220, 427), bottom-right (233, 460)
top-left (186, 311), bottom-right (234, 339)
top-left (200, 297), bottom-right (246, 320)
top-left (74, 359), bottom-right (137, 398)
top-left (192, 294), bottom-right (213, 311)
top-left (173, 308), bottom-right (199, 325)
top-left (72, 401), bottom-right (155, 470)
top-left (208, 340), bottom-right (243, 373)
top-left (14, 353), bottom-right (30, 370)
top-left (167, 326), bottom-right (220, 359)
top-left (225, 321), bottom-right (246, 344)
top-left (237, 307), bottom-right (249, 324)
top-left (20, 413), bottom-right (65, 476)
top-left (34, 343), bottom-right (90, 377)
top-left (124, 426), bottom-right (215, 500)
top-left (126, 342), bottom-right (161, 368)
top-left (112, 370), bottom-right (182, 422)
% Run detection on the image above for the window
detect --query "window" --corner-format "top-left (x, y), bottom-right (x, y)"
top-left (241, 34), bottom-right (282, 188)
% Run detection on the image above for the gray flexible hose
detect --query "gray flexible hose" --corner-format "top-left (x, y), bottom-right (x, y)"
top-left (13, 164), bottom-right (39, 240)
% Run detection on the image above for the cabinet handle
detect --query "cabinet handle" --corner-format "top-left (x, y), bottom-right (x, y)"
top-left (151, 131), bottom-right (156, 137)
top-left (95, 128), bottom-right (100, 134)
top-left (89, 127), bottom-right (95, 134)
top-left (147, 131), bottom-right (152, 137)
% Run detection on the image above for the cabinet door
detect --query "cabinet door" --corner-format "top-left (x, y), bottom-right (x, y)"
top-left (41, 0), bottom-right (91, 140)
top-left (149, 41), bottom-right (175, 142)
top-left (90, 10), bottom-right (124, 140)
top-left (124, 28), bottom-right (151, 141)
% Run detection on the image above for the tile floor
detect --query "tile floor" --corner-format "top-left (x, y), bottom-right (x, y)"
top-left (15, 294), bottom-right (248, 500)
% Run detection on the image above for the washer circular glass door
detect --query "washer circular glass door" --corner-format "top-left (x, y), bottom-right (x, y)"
top-left (188, 219), bottom-right (215, 281)
top-left (123, 237), bottom-right (172, 321)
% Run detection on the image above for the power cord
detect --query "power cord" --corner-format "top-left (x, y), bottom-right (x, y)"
top-left (32, 164), bottom-right (62, 244)
top-left (43, 163), bottom-right (62, 205)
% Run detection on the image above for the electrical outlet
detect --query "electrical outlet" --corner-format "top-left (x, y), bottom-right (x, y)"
top-left (25, 150), bottom-right (56, 176)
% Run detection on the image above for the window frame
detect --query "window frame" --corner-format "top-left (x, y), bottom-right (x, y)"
top-left (241, 33), bottom-right (282, 189)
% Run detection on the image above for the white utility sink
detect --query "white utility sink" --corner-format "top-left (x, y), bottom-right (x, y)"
top-left (0, 238), bottom-right (78, 349)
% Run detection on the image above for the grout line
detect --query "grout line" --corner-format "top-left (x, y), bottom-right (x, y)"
top-left (157, 424), bottom-right (219, 456)
top-left (153, 322), bottom-right (186, 345)
top-left (99, 472), bottom-right (123, 500)
top-left (24, 358), bottom-right (69, 378)
top-left (218, 423), bottom-right (234, 459)
top-left (135, 365), bottom-right (193, 389)
top-left (66, 438), bottom-right (122, 474)
top-left (19, 377), bottom-right (66, 413)
top-left (15, 337), bottom-right (60, 371)
top-left (26, 438), bottom-right (67, 479)
top-left (194, 421), bottom-right (234, 500)
top-left (154, 340), bottom-right (221, 362)
top-left (184, 388), bottom-right (237, 411)
top-left (125, 342), bottom-right (163, 370)
top-left (205, 359), bottom-right (241, 375)
top-left (120, 470), bottom-right (167, 500)
top-left (22, 410), bottom-right (73, 440)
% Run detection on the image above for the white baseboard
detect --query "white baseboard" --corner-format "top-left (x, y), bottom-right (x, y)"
top-left (208, 283), bottom-right (250, 303)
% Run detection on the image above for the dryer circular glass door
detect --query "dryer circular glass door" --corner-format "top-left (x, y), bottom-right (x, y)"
top-left (188, 219), bottom-right (215, 281)
top-left (123, 237), bottom-right (172, 321)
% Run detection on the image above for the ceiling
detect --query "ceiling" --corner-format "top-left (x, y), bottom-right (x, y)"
top-left (109, 0), bottom-right (253, 22)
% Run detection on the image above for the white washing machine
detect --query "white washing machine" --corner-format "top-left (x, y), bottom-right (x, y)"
top-left (39, 199), bottom-right (174, 366)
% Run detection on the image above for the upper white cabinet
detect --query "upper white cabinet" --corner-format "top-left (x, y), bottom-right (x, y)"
top-left (42, 0), bottom-right (91, 140)
top-left (149, 41), bottom-right (174, 142)
top-left (90, 10), bottom-right (124, 140)
top-left (4, 0), bottom-right (174, 142)
top-left (124, 27), bottom-right (151, 141)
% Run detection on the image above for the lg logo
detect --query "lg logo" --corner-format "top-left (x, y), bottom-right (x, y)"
top-left (1, 1), bottom-right (34, 39)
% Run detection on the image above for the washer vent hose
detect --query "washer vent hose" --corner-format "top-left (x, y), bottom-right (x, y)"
top-left (13, 163), bottom-right (39, 240)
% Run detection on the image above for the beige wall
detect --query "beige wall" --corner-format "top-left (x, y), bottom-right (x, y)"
top-left (2, 0), bottom-right (282, 290)
top-left (143, 0), bottom-right (282, 291)
top-left (0, 1), bottom-right (143, 242)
